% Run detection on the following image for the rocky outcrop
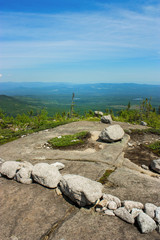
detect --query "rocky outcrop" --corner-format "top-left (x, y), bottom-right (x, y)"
top-left (32, 163), bottom-right (62, 188)
top-left (99, 125), bottom-right (124, 143)
top-left (59, 174), bottom-right (103, 206)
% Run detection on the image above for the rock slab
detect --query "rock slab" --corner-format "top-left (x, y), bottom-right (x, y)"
top-left (59, 174), bottom-right (103, 207)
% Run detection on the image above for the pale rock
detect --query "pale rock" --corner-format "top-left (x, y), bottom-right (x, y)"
top-left (155, 207), bottom-right (160, 224)
top-left (0, 161), bottom-right (20, 179)
top-left (32, 163), bottom-right (62, 188)
top-left (141, 165), bottom-right (149, 170)
top-left (51, 162), bottom-right (65, 170)
top-left (122, 200), bottom-right (144, 211)
top-left (131, 208), bottom-right (143, 218)
top-left (95, 206), bottom-right (103, 212)
top-left (97, 199), bottom-right (109, 208)
top-left (150, 159), bottom-right (160, 174)
top-left (94, 111), bottom-right (103, 117)
top-left (59, 174), bottom-right (103, 207)
top-left (114, 207), bottom-right (135, 224)
top-left (101, 115), bottom-right (112, 124)
top-left (99, 125), bottom-right (124, 143)
top-left (144, 203), bottom-right (157, 218)
top-left (103, 194), bottom-right (121, 207)
top-left (128, 142), bottom-right (133, 147)
top-left (108, 201), bottom-right (117, 210)
top-left (15, 162), bottom-right (33, 184)
top-left (136, 212), bottom-right (157, 233)
top-left (103, 209), bottom-right (115, 216)
top-left (140, 121), bottom-right (147, 126)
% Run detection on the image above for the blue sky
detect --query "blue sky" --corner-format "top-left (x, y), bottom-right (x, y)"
top-left (0, 0), bottom-right (160, 84)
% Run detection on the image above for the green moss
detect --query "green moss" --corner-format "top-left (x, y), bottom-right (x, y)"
top-left (98, 169), bottom-right (114, 184)
top-left (146, 141), bottom-right (160, 156)
top-left (48, 131), bottom-right (90, 148)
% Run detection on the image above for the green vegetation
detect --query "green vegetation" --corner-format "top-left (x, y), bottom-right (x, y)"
top-left (48, 131), bottom-right (90, 148)
top-left (146, 141), bottom-right (160, 156)
top-left (98, 169), bottom-right (114, 184)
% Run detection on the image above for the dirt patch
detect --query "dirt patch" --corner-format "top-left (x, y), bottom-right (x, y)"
top-left (124, 131), bottom-right (160, 167)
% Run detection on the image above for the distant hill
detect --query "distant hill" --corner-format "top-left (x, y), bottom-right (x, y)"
top-left (0, 95), bottom-right (40, 116)
top-left (0, 82), bottom-right (160, 116)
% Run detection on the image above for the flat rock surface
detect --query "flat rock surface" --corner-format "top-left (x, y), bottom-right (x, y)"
top-left (0, 121), bottom-right (160, 240)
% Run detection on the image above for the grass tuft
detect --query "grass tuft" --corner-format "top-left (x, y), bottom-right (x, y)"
top-left (98, 169), bottom-right (114, 184)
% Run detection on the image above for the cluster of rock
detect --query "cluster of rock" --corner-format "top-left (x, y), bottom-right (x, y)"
top-left (95, 195), bottom-right (160, 234)
top-left (0, 160), bottom-right (103, 207)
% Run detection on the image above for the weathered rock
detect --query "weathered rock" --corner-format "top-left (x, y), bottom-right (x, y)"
top-left (131, 208), bottom-right (143, 218)
top-left (99, 125), bottom-right (124, 143)
top-left (108, 201), bottom-right (117, 210)
top-left (94, 111), bottom-right (103, 117)
top-left (15, 162), bottom-right (33, 184)
top-left (0, 161), bottom-right (20, 179)
top-left (136, 212), bottom-right (157, 233)
top-left (97, 199), bottom-right (108, 208)
top-left (103, 209), bottom-right (115, 216)
top-left (59, 174), bottom-right (103, 207)
top-left (155, 207), bottom-right (160, 224)
top-left (150, 159), bottom-right (160, 174)
top-left (141, 165), bottom-right (149, 170)
top-left (51, 162), bottom-right (65, 170)
top-left (101, 115), bottom-right (112, 124)
top-left (114, 207), bottom-right (135, 224)
top-left (144, 203), bottom-right (157, 218)
top-left (32, 163), bottom-right (62, 188)
top-left (122, 200), bottom-right (144, 211)
top-left (140, 121), bottom-right (147, 126)
top-left (103, 194), bottom-right (121, 208)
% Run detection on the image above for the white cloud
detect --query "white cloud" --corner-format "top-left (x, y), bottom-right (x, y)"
top-left (0, 74), bottom-right (2, 77)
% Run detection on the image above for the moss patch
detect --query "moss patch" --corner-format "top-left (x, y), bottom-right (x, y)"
top-left (146, 141), bottom-right (160, 156)
top-left (98, 169), bottom-right (114, 184)
top-left (48, 131), bottom-right (90, 149)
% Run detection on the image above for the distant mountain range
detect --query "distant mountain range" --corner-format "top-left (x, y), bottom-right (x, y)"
top-left (0, 82), bottom-right (160, 98)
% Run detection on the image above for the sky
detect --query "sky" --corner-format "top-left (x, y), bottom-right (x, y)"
top-left (0, 0), bottom-right (160, 84)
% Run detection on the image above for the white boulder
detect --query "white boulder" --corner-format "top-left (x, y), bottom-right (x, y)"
top-left (131, 208), bottom-right (143, 218)
top-left (32, 163), bottom-right (62, 188)
top-left (0, 161), bottom-right (21, 179)
top-left (51, 162), bottom-right (65, 170)
top-left (101, 115), bottom-right (112, 124)
top-left (114, 207), bottom-right (135, 224)
top-left (108, 201), bottom-right (117, 210)
top-left (144, 203), bottom-right (157, 218)
top-left (59, 174), bottom-right (103, 207)
top-left (99, 125), bottom-right (124, 143)
top-left (136, 212), bottom-right (157, 233)
top-left (122, 200), bottom-right (144, 211)
top-left (155, 207), bottom-right (160, 224)
top-left (94, 111), bottom-right (103, 117)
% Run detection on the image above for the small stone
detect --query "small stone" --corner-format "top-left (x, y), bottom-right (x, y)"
top-left (55, 187), bottom-right (62, 196)
top-left (141, 165), bottom-right (149, 170)
top-left (114, 207), bottom-right (135, 224)
top-left (136, 212), bottom-right (157, 233)
top-left (108, 201), bottom-right (117, 210)
top-left (95, 206), bottom-right (103, 212)
top-left (140, 121), bottom-right (147, 126)
top-left (128, 142), bottom-right (133, 147)
top-left (97, 199), bottom-right (109, 208)
top-left (155, 207), bottom-right (160, 224)
top-left (131, 208), bottom-right (143, 218)
top-left (51, 162), bottom-right (65, 170)
top-left (122, 200), bottom-right (144, 211)
top-left (103, 194), bottom-right (121, 208)
top-left (103, 209), bottom-right (115, 216)
top-left (144, 203), bottom-right (157, 218)
top-left (150, 159), bottom-right (160, 174)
